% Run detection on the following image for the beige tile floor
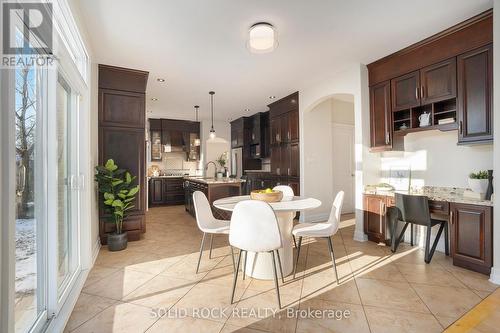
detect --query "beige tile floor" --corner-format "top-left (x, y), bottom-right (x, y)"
top-left (65, 206), bottom-right (499, 333)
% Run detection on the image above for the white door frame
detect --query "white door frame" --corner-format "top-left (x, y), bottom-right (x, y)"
top-left (332, 122), bottom-right (355, 214)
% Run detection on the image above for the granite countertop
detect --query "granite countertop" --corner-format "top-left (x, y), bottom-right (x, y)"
top-left (364, 186), bottom-right (493, 207)
top-left (184, 176), bottom-right (246, 185)
top-left (244, 170), bottom-right (271, 173)
top-left (148, 175), bottom-right (186, 179)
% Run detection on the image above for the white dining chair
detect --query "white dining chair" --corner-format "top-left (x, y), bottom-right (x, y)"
top-left (193, 191), bottom-right (235, 273)
top-left (292, 191), bottom-right (345, 282)
top-left (229, 200), bottom-right (284, 308)
top-left (272, 185), bottom-right (298, 248)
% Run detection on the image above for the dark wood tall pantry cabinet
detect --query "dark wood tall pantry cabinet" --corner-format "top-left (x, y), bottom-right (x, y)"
top-left (98, 65), bottom-right (149, 244)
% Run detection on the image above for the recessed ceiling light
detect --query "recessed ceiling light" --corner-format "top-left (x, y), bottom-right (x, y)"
top-left (244, 108), bottom-right (250, 112)
top-left (157, 78), bottom-right (165, 82)
top-left (247, 22), bottom-right (278, 54)
top-left (151, 98), bottom-right (158, 101)
top-left (269, 96), bottom-right (276, 99)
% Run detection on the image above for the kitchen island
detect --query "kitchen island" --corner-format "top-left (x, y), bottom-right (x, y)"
top-left (184, 177), bottom-right (245, 219)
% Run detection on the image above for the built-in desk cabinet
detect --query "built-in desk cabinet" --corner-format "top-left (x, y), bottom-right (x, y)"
top-left (363, 193), bottom-right (493, 274)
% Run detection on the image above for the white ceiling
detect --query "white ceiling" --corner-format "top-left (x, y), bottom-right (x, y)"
top-left (75, 0), bottom-right (492, 121)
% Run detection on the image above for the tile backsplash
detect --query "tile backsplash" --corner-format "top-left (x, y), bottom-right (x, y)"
top-left (148, 151), bottom-right (202, 175)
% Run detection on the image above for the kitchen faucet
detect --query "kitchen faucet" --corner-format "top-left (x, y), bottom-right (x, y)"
top-left (205, 161), bottom-right (217, 178)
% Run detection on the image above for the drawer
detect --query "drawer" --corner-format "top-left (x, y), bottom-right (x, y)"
top-left (429, 200), bottom-right (449, 215)
top-left (166, 184), bottom-right (184, 193)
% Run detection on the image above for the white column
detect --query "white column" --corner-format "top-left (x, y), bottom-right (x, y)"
top-left (490, 1), bottom-right (500, 285)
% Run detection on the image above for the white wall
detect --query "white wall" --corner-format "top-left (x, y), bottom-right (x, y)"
top-left (332, 98), bottom-right (355, 125)
top-left (380, 130), bottom-right (494, 188)
top-left (300, 63), bottom-right (379, 241)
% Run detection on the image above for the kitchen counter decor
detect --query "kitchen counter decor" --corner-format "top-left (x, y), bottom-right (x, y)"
top-left (250, 189), bottom-right (283, 203)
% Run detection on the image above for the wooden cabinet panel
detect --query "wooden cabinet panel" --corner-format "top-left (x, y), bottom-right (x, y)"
top-left (288, 110), bottom-right (299, 142)
top-left (149, 179), bottom-right (164, 205)
top-left (99, 89), bottom-right (145, 128)
top-left (420, 58), bottom-right (457, 104)
top-left (270, 117), bottom-right (281, 145)
top-left (289, 142), bottom-right (299, 177)
top-left (450, 203), bottom-right (492, 274)
top-left (391, 71), bottom-right (420, 111)
top-left (457, 44), bottom-right (493, 144)
top-left (270, 145), bottom-right (282, 176)
top-left (370, 81), bottom-right (392, 150)
top-left (99, 127), bottom-right (145, 214)
top-left (363, 195), bottom-right (387, 243)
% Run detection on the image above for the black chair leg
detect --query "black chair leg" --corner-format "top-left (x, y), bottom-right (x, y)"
top-left (427, 222), bottom-right (445, 263)
top-left (292, 235), bottom-right (297, 248)
top-left (393, 222), bottom-right (409, 253)
top-left (270, 251), bottom-right (282, 309)
top-left (326, 237), bottom-right (339, 284)
top-left (275, 250), bottom-right (285, 283)
top-left (230, 250), bottom-right (242, 304)
top-left (293, 236), bottom-right (302, 279)
top-left (243, 250), bottom-right (248, 280)
top-left (410, 223), bottom-right (414, 246)
top-left (444, 222), bottom-right (450, 256)
top-left (230, 246), bottom-right (236, 272)
top-left (196, 233), bottom-right (207, 274)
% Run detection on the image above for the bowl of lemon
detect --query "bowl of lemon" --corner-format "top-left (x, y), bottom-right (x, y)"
top-left (250, 188), bottom-right (283, 203)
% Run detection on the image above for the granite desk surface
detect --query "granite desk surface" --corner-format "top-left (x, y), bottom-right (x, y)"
top-left (364, 186), bottom-right (493, 207)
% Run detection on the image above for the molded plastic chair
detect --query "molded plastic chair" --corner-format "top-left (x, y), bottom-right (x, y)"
top-left (229, 200), bottom-right (284, 308)
top-left (390, 193), bottom-right (449, 263)
top-left (292, 191), bottom-right (345, 282)
top-left (193, 191), bottom-right (235, 273)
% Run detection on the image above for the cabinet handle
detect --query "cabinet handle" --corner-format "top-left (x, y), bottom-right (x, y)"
top-left (421, 86), bottom-right (425, 99)
top-left (450, 211), bottom-right (454, 225)
top-left (287, 131), bottom-right (290, 140)
top-left (277, 167), bottom-right (280, 175)
top-left (415, 87), bottom-right (419, 100)
top-left (287, 168), bottom-right (290, 176)
top-left (459, 121), bottom-right (463, 135)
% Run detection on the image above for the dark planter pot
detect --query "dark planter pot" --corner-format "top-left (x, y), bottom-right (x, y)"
top-left (108, 232), bottom-right (128, 251)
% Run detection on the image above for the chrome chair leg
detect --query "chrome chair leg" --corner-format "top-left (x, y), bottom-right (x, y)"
top-left (243, 250), bottom-right (248, 280)
top-left (196, 233), bottom-right (207, 274)
top-left (270, 251), bottom-right (282, 309)
top-left (230, 250), bottom-right (242, 304)
top-left (275, 250), bottom-right (285, 283)
top-left (293, 236), bottom-right (303, 279)
top-left (209, 234), bottom-right (214, 259)
top-left (326, 236), bottom-right (339, 284)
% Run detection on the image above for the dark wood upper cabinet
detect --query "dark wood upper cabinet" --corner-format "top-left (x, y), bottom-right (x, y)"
top-left (270, 146), bottom-right (281, 176)
top-left (457, 44), bottom-right (493, 144)
top-left (270, 117), bottom-right (281, 145)
top-left (289, 142), bottom-right (299, 177)
top-left (420, 58), bottom-right (457, 104)
top-left (450, 203), bottom-right (492, 274)
top-left (370, 81), bottom-right (392, 150)
top-left (391, 71), bottom-right (420, 111)
top-left (149, 118), bottom-right (162, 131)
top-left (99, 89), bottom-right (145, 128)
top-left (288, 110), bottom-right (299, 142)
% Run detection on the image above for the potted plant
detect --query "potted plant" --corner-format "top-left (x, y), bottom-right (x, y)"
top-left (216, 152), bottom-right (228, 178)
top-left (468, 170), bottom-right (489, 194)
top-left (95, 159), bottom-right (139, 251)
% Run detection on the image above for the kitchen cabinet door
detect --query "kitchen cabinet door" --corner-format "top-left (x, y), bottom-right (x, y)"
top-left (369, 81), bottom-right (392, 151)
top-left (270, 145), bottom-right (282, 176)
top-left (270, 117), bottom-right (281, 145)
top-left (450, 203), bottom-right (492, 274)
top-left (280, 114), bottom-right (290, 143)
top-left (391, 71), bottom-right (420, 111)
top-left (289, 142), bottom-right (299, 177)
top-left (420, 58), bottom-right (457, 105)
top-left (363, 195), bottom-right (387, 243)
top-left (99, 89), bottom-right (145, 128)
top-left (288, 109), bottom-right (299, 142)
top-left (457, 44), bottom-right (493, 144)
top-left (149, 179), bottom-right (164, 205)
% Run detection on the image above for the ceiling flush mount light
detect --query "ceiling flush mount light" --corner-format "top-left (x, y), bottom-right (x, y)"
top-left (194, 105), bottom-right (201, 146)
top-left (151, 97), bottom-right (158, 101)
top-left (247, 22), bottom-right (278, 54)
top-left (157, 78), bottom-right (165, 82)
top-left (209, 91), bottom-right (216, 139)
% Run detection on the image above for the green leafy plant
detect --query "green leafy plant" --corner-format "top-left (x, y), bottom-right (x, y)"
top-left (216, 152), bottom-right (228, 169)
top-left (94, 159), bottom-right (139, 234)
top-left (469, 170), bottom-right (489, 179)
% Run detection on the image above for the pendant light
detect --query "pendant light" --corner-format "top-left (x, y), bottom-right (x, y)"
top-left (209, 91), bottom-right (216, 139)
top-left (194, 105), bottom-right (201, 146)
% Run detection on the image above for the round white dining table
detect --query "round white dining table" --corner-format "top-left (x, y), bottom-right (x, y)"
top-left (213, 195), bottom-right (321, 280)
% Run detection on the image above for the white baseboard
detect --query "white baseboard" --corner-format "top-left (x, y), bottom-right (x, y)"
top-left (91, 237), bottom-right (101, 266)
top-left (489, 266), bottom-right (500, 285)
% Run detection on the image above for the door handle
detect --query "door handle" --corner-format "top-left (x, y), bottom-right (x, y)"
top-left (450, 211), bottom-right (454, 225)
top-left (421, 86), bottom-right (425, 99)
top-left (415, 87), bottom-right (419, 100)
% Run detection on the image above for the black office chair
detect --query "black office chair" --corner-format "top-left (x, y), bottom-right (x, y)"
top-left (389, 193), bottom-right (449, 263)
